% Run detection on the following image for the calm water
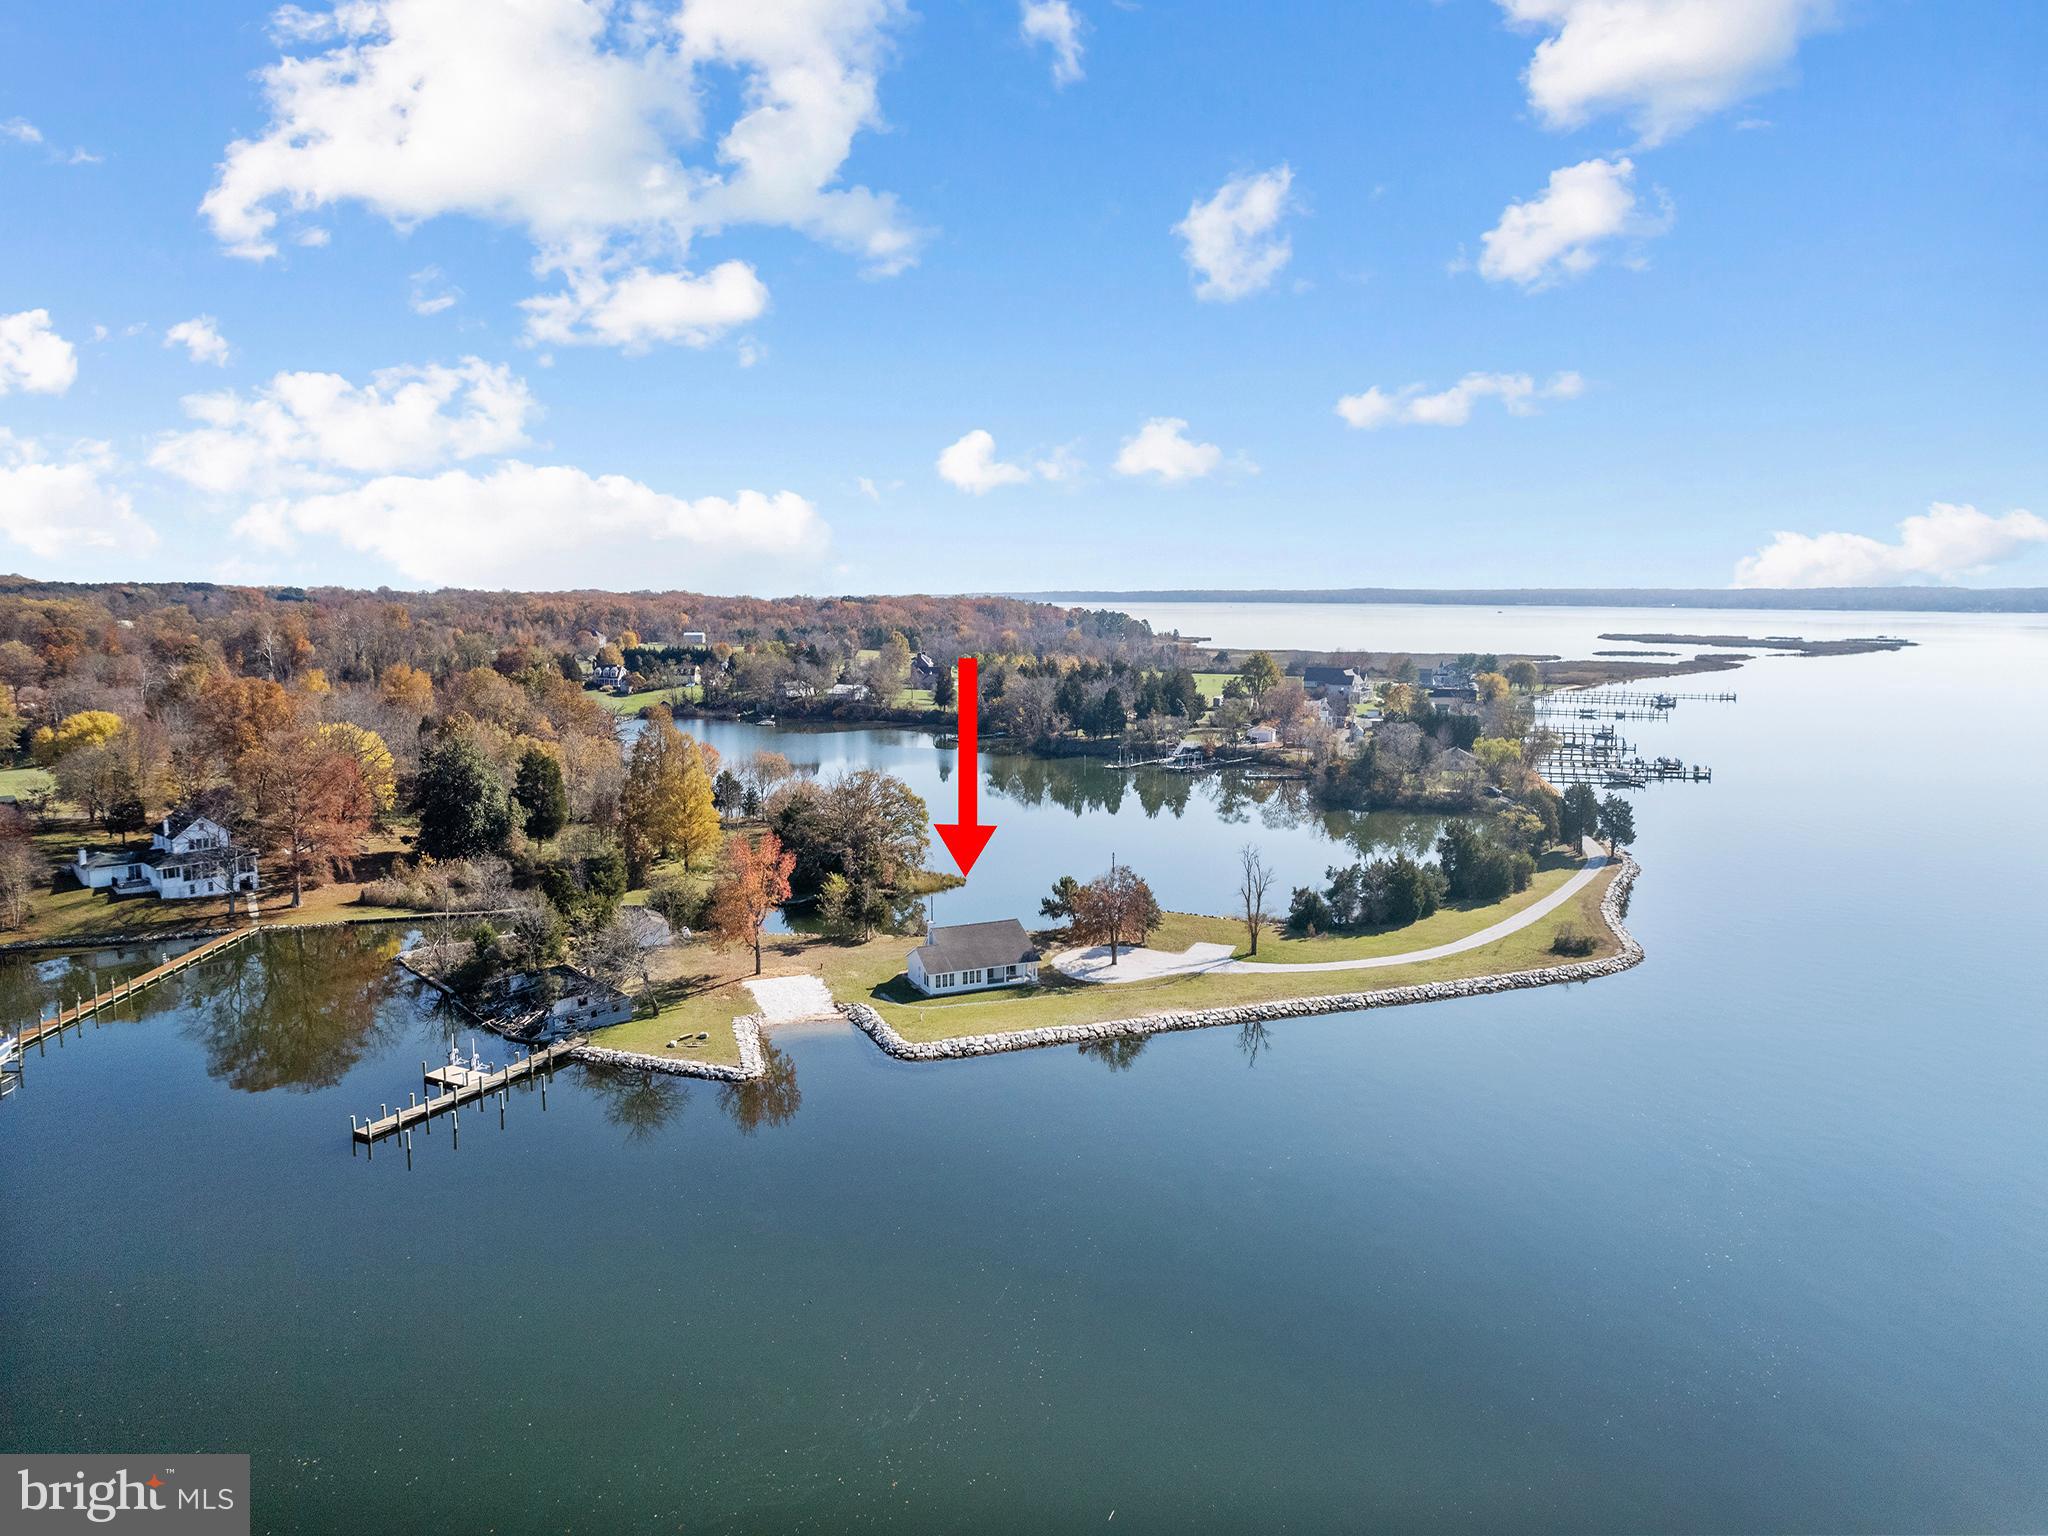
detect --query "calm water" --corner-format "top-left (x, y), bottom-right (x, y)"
top-left (5, 605), bottom-right (2046, 1533)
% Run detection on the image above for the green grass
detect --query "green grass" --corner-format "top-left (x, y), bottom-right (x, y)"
top-left (868, 862), bottom-right (1623, 1044)
top-left (0, 766), bottom-right (55, 800)
top-left (1150, 850), bottom-right (1587, 963)
top-left (594, 684), bottom-right (700, 715)
top-left (580, 857), bottom-right (1626, 1058)
top-left (1192, 672), bottom-right (1236, 702)
top-left (9, 881), bottom-right (421, 944)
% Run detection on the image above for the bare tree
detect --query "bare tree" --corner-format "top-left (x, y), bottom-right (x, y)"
top-left (1237, 844), bottom-right (1274, 957)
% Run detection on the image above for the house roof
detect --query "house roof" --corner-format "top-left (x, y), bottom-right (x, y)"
top-left (912, 919), bottom-right (1039, 974)
top-left (1302, 665), bottom-right (1360, 685)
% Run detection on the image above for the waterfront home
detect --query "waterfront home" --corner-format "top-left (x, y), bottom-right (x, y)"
top-left (590, 663), bottom-right (627, 688)
top-left (1245, 725), bottom-right (1279, 746)
top-left (1432, 746), bottom-right (1483, 781)
top-left (908, 920), bottom-right (1041, 996)
top-left (781, 679), bottom-right (818, 701)
top-left (910, 652), bottom-right (937, 689)
top-left (72, 814), bottom-right (261, 902)
top-left (827, 681), bottom-right (871, 702)
top-left (1302, 665), bottom-right (1369, 705)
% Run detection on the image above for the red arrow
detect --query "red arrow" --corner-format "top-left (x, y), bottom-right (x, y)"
top-left (934, 655), bottom-right (995, 876)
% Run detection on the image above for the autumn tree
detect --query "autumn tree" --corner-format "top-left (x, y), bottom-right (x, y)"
top-left (240, 719), bottom-right (371, 905)
top-left (1504, 659), bottom-right (1542, 692)
top-left (1475, 671), bottom-right (1511, 705)
top-left (1070, 862), bottom-right (1162, 964)
top-left (319, 722), bottom-right (397, 817)
top-left (379, 662), bottom-right (435, 718)
top-left (708, 831), bottom-right (797, 975)
top-left (620, 709), bottom-right (721, 879)
top-left (514, 745), bottom-right (569, 841)
top-left (31, 708), bottom-right (123, 764)
top-left (415, 736), bottom-right (513, 860)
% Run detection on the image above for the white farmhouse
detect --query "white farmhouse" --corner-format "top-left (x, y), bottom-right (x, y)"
top-left (73, 815), bottom-right (261, 902)
top-left (907, 920), bottom-right (1041, 997)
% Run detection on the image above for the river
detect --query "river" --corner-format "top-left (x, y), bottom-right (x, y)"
top-left (3, 603), bottom-right (2044, 1533)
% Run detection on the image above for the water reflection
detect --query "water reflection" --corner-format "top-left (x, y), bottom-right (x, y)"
top-left (1236, 1018), bottom-right (1273, 1067)
top-left (719, 1039), bottom-right (801, 1133)
top-left (179, 927), bottom-right (408, 1093)
top-left (1077, 1033), bottom-right (1149, 1072)
top-left (584, 1064), bottom-right (691, 1142)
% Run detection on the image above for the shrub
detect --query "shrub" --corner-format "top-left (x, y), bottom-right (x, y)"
top-left (1550, 921), bottom-right (1598, 957)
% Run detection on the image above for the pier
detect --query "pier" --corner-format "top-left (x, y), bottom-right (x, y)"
top-left (16, 926), bottom-right (259, 1051)
top-left (349, 1035), bottom-right (586, 1145)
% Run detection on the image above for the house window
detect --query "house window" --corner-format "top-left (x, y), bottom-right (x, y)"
top-left (964, 969), bottom-right (983, 985)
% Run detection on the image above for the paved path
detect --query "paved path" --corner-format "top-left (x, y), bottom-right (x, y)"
top-left (1051, 841), bottom-right (1610, 985)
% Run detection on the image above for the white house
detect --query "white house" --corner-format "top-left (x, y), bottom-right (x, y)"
top-left (1244, 725), bottom-right (1279, 746)
top-left (826, 681), bottom-right (870, 702)
top-left (681, 630), bottom-right (708, 647)
top-left (907, 920), bottom-right (1040, 996)
top-left (74, 815), bottom-right (260, 902)
top-left (590, 663), bottom-right (627, 688)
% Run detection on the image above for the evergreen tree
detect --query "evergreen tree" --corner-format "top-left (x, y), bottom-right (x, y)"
top-left (514, 745), bottom-right (569, 841)
top-left (416, 737), bottom-right (513, 860)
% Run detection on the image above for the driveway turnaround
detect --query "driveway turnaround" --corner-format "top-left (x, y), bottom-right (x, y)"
top-left (1051, 843), bottom-right (1612, 985)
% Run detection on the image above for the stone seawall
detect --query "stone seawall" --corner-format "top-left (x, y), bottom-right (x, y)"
top-left (571, 1015), bottom-right (766, 1083)
top-left (841, 854), bottom-right (1643, 1062)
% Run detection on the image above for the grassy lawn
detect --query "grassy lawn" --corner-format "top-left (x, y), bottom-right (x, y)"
top-left (0, 766), bottom-right (55, 801)
top-left (1149, 849), bottom-right (1588, 963)
top-left (582, 857), bottom-right (1625, 1057)
top-left (10, 880), bottom-right (422, 944)
top-left (1192, 671), bottom-right (1236, 702)
top-left (586, 929), bottom-right (912, 1068)
top-left (868, 862), bottom-right (1623, 1044)
top-left (595, 684), bottom-right (700, 716)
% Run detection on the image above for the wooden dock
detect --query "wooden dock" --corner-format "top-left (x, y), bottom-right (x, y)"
top-left (17, 926), bottom-right (259, 1050)
top-left (350, 1036), bottom-right (586, 1144)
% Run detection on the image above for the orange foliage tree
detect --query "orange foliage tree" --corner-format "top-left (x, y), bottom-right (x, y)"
top-left (708, 831), bottom-right (796, 976)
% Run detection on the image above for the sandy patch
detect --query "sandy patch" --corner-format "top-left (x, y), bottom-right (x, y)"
top-left (743, 974), bottom-right (838, 1022)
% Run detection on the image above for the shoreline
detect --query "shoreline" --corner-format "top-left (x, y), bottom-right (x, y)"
top-left (840, 853), bottom-right (1641, 1064)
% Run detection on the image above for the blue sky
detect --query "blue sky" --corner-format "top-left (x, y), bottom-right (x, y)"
top-left (1, 0), bottom-right (2043, 594)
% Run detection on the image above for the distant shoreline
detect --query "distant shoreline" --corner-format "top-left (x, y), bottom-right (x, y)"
top-left (1019, 587), bottom-right (2048, 614)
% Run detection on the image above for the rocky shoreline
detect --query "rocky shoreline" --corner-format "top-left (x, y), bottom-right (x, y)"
top-left (840, 853), bottom-right (1643, 1063)
top-left (571, 1015), bottom-right (766, 1083)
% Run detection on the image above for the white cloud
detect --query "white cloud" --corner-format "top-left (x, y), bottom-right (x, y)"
top-left (409, 266), bottom-right (461, 316)
top-left (150, 357), bottom-right (535, 494)
top-left (1175, 165), bottom-right (1297, 302)
top-left (1020, 1), bottom-right (1085, 86)
top-left (0, 431), bottom-right (157, 559)
top-left (1478, 156), bottom-right (1666, 288)
top-left (1337, 370), bottom-right (1584, 429)
top-left (0, 309), bottom-right (79, 395)
top-left (1734, 503), bottom-right (2048, 587)
top-left (1498, 0), bottom-right (1833, 146)
top-left (165, 315), bottom-right (232, 366)
top-left (2, 117), bottom-right (42, 145)
top-left (519, 261), bottom-right (768, 351)
top-left (937, 429), bottom-right (1032, 495)
top-left (202, 0), bottom-right (919, 348)
top-left (1113, 417), bottom-right (1222, 483)
top-left (241, 463), bottom-right (825, 587)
